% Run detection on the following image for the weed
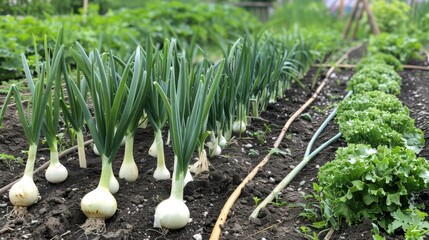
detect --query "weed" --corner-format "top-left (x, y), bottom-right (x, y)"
top-left (253, 196), bottom-right (261, 206)
top-left (0, 153), bottom-right (23, 170)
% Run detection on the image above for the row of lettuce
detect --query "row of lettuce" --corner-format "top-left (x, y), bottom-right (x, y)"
top-left (314, 41), bottom-right (428, 238)
top-left (0, 29), bottom-right (316, 232)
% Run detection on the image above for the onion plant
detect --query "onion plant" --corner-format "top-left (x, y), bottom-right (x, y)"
top-left (60, 64), bottom-right (88, 168)
top-left (0, 30), bottom-right (64, 217)
top-left (40, 37), bottom-right (68, 184)
top-left (153, 39), bottom-right (225, 229)
top-left (119, 41), bottom-right (153, 183)
top-left (146, 41), bottom-right (171, 180)
top-left (226, 38), bottom-right (252, 134)
top-left (69, 43), bottom-right (149, 233)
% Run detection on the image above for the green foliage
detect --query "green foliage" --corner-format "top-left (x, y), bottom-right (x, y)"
top-left (268, 0), bottom-right (342, 31)
top-left (336, 91), bottom-right (425, 153)
top-left (356, 53), bottom-right (403, 72)
top-left (0, 2), bottom-right (259, 80)
top-left (368, 33), bottom-right (423, 63)
top-left (347, 64), bottom-right (402, 95)
top-left (316, 144), bottom-right (429, 229)
top-left (371, 0), bottom-right (410, 33)
top-left (388, 208), bottom-right (429, 239)
top-left (0, 0), bottom-right (54, 16)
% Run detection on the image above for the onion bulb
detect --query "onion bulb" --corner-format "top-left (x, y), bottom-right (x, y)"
top-left (218, 135), bottom-right (227, 149)
top-left (119, 135), bottom-right (139, 182)
top-left (109, 173), bottom-right (119, 194)
top-left (45, 162), bottom-right (68, 183)
top-left (153, 173), bottom-right (189, 229)
top-left (154, 197), bottom-right (190, 229)
top-left (81, 159), bottom-right (118, 234)
top-left (81, 186), bottom-right (117, 219)
top-left (9, 175), bottom-right (38, 207)
top-left (45, 150), bottom-right (68, 183)
top-left (153, 129), bottom-right (170, 180)
top-left (232, 120), bottom-right (246, 133)
top-left (149, 138), bottom-right (157, 157)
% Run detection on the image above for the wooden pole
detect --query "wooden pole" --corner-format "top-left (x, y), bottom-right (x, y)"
top-left (343, 0), bottom-right (361, 39)
top-left (361, 0), bottom-right (380, 35)
top-left (339, 0), bottom-right (345, 20)
top-left (352, 5), bottom-right (364, 39)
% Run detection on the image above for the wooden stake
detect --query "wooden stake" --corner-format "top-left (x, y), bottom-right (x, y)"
top-left (339, 0), bottom-right (345, 20)
top-left (352, 6), bottom-right (364, 39)
top-left (343, 0), bottom-right (361, 39)
top-left (361, 0), bottom-right (380, 35)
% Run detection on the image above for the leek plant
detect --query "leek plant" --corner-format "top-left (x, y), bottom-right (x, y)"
top-left (69, 44), bottom-right (149, 233)
top-left (153, 39), bottom-right (225, 229)
top-left (0, 30), bottom-right (64, 217)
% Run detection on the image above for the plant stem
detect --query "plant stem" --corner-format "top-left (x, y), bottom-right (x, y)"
top-left (123, 134), bottom-right (134, 164)
top-left (171, 156), bottom-right (185, 200)
top-left (155, 129), bottom-right (166, 170)
top-left (23, 144), bottom-right (38, 178)
top-left (49, 143), bottom-right (60, 165)
top-left (251, 98), bottom-right (259, 118)
top-left (249, 132), bottom-right (342, 219)
top-left (77, 130), bottom-right (87, 168)
top-left (98, 156), bottom-right (112, 190)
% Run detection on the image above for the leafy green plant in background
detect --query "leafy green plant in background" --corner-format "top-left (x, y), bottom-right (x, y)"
top-left (0, 1), bottom-right (260, 81)
top-left (316, 144), bottom-right (429, 230)
top-left (356, 53), bottom-right (403, 72)
top-left (371, 0), bottom-right (410, 33)
top-left (368, 33), bottom-right (423, 63)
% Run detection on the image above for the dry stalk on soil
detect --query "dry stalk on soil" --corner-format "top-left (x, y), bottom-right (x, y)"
top-left (209, 44), bottom-right (363, 240)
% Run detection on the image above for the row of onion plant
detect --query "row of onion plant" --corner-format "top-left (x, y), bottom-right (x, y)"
top-left (0, 29), bottom-right (315, 232)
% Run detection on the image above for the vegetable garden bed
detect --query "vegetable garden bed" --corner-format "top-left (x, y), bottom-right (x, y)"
top-left (0, 48), bottom-right (428, 240)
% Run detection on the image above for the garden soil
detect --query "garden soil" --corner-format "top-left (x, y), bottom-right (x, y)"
top-left (0, 53), bottom-right (428, 240)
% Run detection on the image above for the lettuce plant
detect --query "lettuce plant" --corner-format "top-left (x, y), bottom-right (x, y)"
top-left (356, 53), bottom-right (403, 72)
top-left (336, 91), bottom-right (425, 153)
top-left (316, 144), bottom-right (429, 229)
top-left (347, 65), bottom-right (402, 95)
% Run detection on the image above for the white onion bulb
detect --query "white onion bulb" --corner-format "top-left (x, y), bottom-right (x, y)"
top-left (154, 197), bottom-right (189, 229)
top-left (9, 176), bottom-right (38, 207)
top-left (45, 162), bottom-right (68, 183)
top-left (232, 120), bottom-right (246, 133)
top-left (81, 187), bottom-right (117, 219)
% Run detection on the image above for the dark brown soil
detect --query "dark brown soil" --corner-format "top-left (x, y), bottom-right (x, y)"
top-left (0, 54), bottom-right (428, 240)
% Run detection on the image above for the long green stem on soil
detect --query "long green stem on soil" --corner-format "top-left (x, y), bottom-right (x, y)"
top-left (250, 132), bottom-right (342, 219)
top-left (304, 91), bottom-right (352, 158)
